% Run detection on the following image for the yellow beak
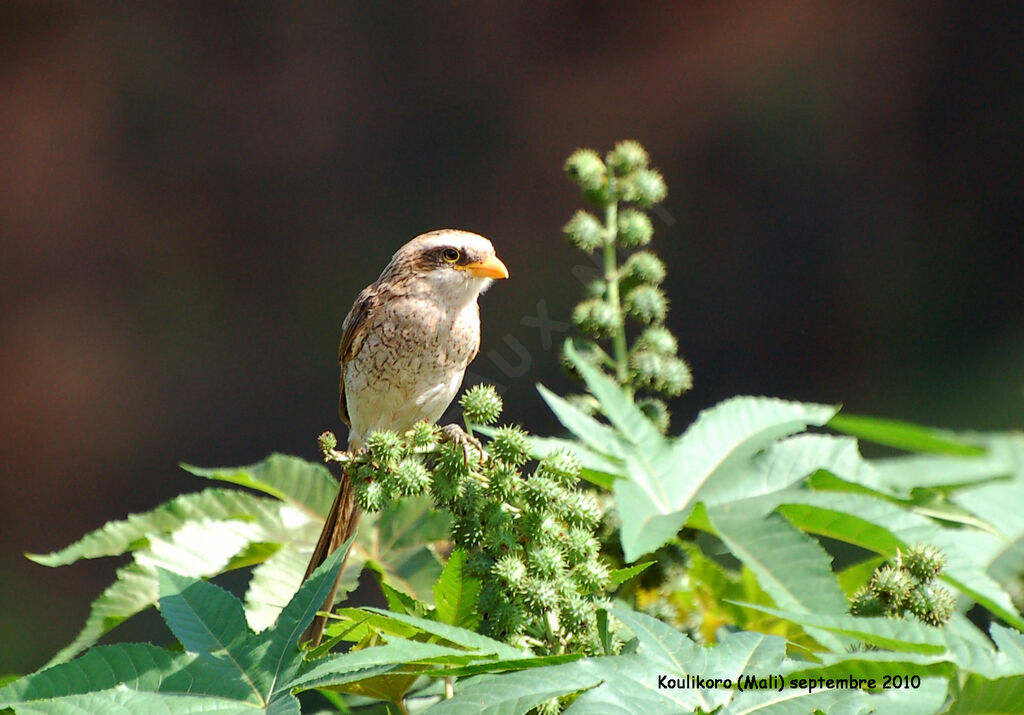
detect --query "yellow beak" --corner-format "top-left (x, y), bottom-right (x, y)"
top-left (462, 254), bottom-right (509, 279)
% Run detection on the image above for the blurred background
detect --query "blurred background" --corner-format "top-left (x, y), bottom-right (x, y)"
top-left (2, 1), bottom-right (1021, 674)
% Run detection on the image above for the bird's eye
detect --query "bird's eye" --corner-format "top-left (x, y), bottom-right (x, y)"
top-left (442, 248), bottom-right (461, 263)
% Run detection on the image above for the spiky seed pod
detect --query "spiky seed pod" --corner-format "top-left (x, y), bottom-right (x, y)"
top-left (491, 600), bottom-right (528, 636)
top-left (537, 450), bottom-right (582, 487)
top-left (900, 545), bottom-right (946, 582)
top-left (318, 431), bottom-right (338, 452)
top-left (870, 566), bottom-right (913, 612)
top-left (466, 551), bottom-right (496, 580)
top-left (430, 466), bottom-right (466, 507)
top-left (623, 285), bottom-right (668, 324)
top-left (493, 554), bottom-right (529, 591)
top-left (523, 475), bottom-right (564, 511)
top-left (527, 545), bottom-right (566, 580)
top-left (634, 326), bottom-right (678, 355)
top-left (559, 490), bottom-right (602, 530)
top-left (519, 511), bottom-right (562, 546)
top-left (451, 517), bottom-right (484, 548)
top-left (572, 559), bottom-right (611, 592)
top-left (616, 209), bottom-right (654, 247)
top-left (850, 586), bottom-right (885, 617)
top-left (524, 578), bottom-right (561, 610)
top-left (354, 478), bottom-right (389, 512)
top-left (489, 425), bottom-right (531, 466)
top-left (572, 298), bottom-right (622, 337)
top-left (564, 149), bottom-right (606, 194)
top-left (563, 210), bottom-right (607, 253)
top-left (480, 500), bottom-right (513, 529)
top-left (392, 457), bottom-right (431, 496)
top-left (622, 251), bottom-right (667, 285)
top-left (477, 580), bottom-right (506, 615)
top-left (563, 526), bottom-right (600, 566)
top-left (409, 421), bottom-right (440, 447)
top-left (584, 279), bottom-right (607, 299)
top-left (607, 140), bottom-right (650, 174)
top-left (907, 584), bottom-right (954, 627)
top-left (483, 520), bottom-right (520, 553)
top-left (630, 168), bottom-right (667, 207)
top-left (632, 352), bottom-right (693, 396)
top-left (484, 462), bottom-right (520, 501)
top-left (638, 398), bottom-right (671, 434)
top-left (460, 384), bottom-right (503, 425)
top-left (559, 339), bottom-right (610, 380)
top-left (365, 429), bottom-right (404, 466)
top-left (559, 591), bottom-right (596, 633)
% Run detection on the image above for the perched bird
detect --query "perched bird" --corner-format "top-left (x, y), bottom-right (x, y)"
top-left (301, 229), bottom-right (508, 646)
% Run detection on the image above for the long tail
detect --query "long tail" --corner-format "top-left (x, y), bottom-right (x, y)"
top-left (301, 467), bottom-right (361, 647)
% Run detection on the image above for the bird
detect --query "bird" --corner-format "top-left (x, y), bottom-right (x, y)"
top-left (301, 229), bottom-right (509, 646)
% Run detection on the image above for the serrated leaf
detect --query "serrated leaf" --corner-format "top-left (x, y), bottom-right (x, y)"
top-left (251, 542), bottom-right (353, 699)
top-left (828, 413), bottom-right (987, 456)
top-left (433, 549), bottom-right (481, 628)
top-left (537, 383), bottom-right (629, 460)
top-left (357, 608), bottom-right (523, 661)
top-left (26, 489), bottom-right (287, 567)
top-left (156, 570), bottom-right (252, 654)
top-left (609, 561), bottom-right (654, 588)
top-left (10, 686), bottom-right (268, 715)
top-left (563, 341), bottom-right (664, 452)
top-left (44, 510), bottom-right (302, 667)
top-left (289, 638), bottom-right (478, 691)
top-left (526, 434), bottom-right (622, 488)
top-left (182, 453), bottom-right (337, 520)
top-left (947, 674), bottom-right (1024, 714)
top-left (769, 490), bottom-right (1024, 631)
top-left (707, 509), bottom-right (849, 651)
top-left (615, 396), bottom-right (837, 561)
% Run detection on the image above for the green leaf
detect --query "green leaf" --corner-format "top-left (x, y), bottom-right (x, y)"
top-left (526, 434), bottom-right (622, 488)
top-left (615, 396), bottom-right (837, 561)
top-left (354, 608), bottom-right (524, 661)
top-left (536, 383), bottom-right (628, 460)
top-left (563, 340), bottom-right (664, 452)
top-left (948, 674), bottom-right (1024, 714)
top-left (433, 548), bottom-right (481, 628)
top-left (363, 494), bottom-right (448, 602)
top-left (251, 541), bottom-right (354, 699)
top-left (378, 580), bottom-right (431, 617)
top-left (289, 638), bottom-right (482, 691)
top-left (9, 686), bottom-right (270, 715)
top-left (609, 561), bottom-right (655, 588)
top-left (706, 508), bottom-right (850, 651)
top-left (43, 508), bottom-right (311, 666)
top-left (771, 490), bottom-right (1024, 631)
top-left (828, 413), bottom-right (987, 456)
top-left (156, 569), bottom-right (251, 654)
top-left (26, 488), bottom-right (289, 567)
top-left (181, 453), bottom-right (338, 519)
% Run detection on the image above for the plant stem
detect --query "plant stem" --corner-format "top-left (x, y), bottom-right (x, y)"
top-left (445, 675), bottom-right (454, 699)
top-left (603, 199), bottom-right (630, 392)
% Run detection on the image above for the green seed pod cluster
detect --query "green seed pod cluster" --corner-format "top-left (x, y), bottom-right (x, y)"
top-left (850, 544), bottom-right (954, 627)
top-left (562, 140), bottom-right (691, 434)
top-left (332, 393), bottom-right (609, 655)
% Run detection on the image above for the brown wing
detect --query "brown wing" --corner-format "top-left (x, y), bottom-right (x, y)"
top-left (337, 286), bottom-right (379, 426)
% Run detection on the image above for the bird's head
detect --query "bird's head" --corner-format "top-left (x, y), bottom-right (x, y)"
top-left (382, 229), bottom-right (509, 302)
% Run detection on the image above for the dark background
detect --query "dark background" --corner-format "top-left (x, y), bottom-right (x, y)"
top-left (2, 1), bottom-right (1021, 674)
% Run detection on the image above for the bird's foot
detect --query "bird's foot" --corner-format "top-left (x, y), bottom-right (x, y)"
top-left (440, 423), bottom-right (487, 464)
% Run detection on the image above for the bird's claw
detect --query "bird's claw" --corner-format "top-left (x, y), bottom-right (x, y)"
top-left (440, 423), bottom-right (487, 464)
